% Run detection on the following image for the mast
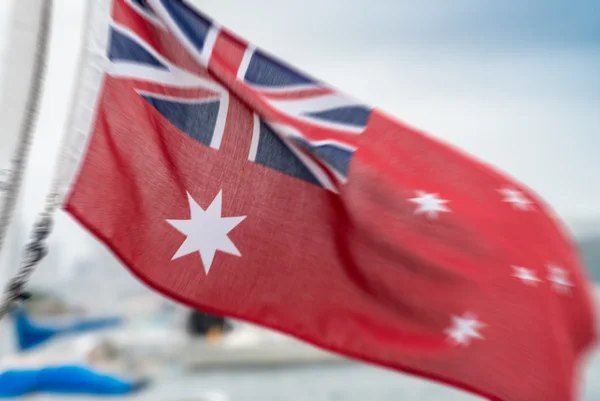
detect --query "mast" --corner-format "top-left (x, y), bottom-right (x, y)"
top-left (0, 0), bottom-right (51, 285)
top-left (0, 0), bottom-right (51, 355)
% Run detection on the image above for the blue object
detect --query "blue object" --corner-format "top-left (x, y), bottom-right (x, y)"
top-left (0, 365), bottom-right (149, 398)
top-left (10, 305), bottom-right (123, 351)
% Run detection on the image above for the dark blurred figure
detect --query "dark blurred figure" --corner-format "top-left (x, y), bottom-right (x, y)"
top-left (186, 309), bottom-right (233, 337)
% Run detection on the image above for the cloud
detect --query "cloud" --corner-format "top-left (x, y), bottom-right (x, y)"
top-left (191, 0), bottom-right (600, 52)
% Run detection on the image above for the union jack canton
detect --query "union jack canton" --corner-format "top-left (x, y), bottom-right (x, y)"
top-left (110, 0), bottom-right (373, 193)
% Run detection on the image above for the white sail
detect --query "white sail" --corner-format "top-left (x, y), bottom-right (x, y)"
top-left (0, 0), bottom-right (49, 355)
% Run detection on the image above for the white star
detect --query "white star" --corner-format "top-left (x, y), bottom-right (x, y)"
top-left (444, 312), bottom-right (486, 347)
top-left (547, 264), bottom-right (575, 294)
top-left (408, 191), bottom-right (451, 219)
top-left (498, 188), bottom-right (534, 210)
top-left (167, 190), bottom-right (246, 274)
top-left (511, 265), bottom-right (542, 286)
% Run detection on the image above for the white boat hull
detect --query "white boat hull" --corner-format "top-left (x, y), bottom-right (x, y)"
top-left (180, 337), bottom-right (344, 370)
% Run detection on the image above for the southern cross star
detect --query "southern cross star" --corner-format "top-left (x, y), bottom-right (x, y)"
top-left (445, 312), bottom-right (486, 347)
top-left (409, 191), bottom-right (451, 219)
top-left (547, 264), bottom-right (575, 294)
top-left (512, 265), bottom-right (542, 286)
top-left (499, 188), bottom-right (534, 210)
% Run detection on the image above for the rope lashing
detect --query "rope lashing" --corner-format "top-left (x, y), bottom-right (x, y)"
top-left (0, 212), bottom-right (53, 320)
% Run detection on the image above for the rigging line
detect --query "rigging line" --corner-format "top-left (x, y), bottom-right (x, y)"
top-left (0, 0), bottom-right (53, 255)
top-left (0, 0), bottom-right (54, 321)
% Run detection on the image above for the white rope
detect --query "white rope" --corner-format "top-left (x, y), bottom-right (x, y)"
top-left (0, 0), bottom-right (55, 321)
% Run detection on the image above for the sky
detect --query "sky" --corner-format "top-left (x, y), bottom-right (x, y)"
top-left (1, 0), bottom-right (600, 270)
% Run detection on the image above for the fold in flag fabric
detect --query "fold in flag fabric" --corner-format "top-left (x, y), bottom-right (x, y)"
top-left (57, 1), bottom-right (598, 400)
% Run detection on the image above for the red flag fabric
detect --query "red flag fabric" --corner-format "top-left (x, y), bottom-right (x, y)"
top-left (59, 1), bottom-right (598, 400)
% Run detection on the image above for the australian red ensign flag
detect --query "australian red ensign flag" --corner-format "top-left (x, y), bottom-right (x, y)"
top-left (59, 1), bottom-right (598, 400)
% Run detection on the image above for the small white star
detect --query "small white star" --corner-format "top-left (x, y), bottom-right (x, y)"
top-left (547, 264), bottom-right (574, 294)
top-left (167, 190), bottom-right (246, 274)
top-left (408, 191), bottom-right (451, 219)
top-left (498, 188), bottom-right (534, 210)
top-left (444, 312), bottom-right (486, 347)
top-left (511, 265), bottom-right (542, 286)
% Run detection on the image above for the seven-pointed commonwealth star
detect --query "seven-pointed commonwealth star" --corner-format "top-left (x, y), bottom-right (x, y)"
top-left (445, 312), bottom-right (486, 346)
top-left (167, 191), bottom-right (246, 274)
top-left (498, 188), bottom-right (534, 210)
top-left (408, 191), bottom-right (451, 219)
